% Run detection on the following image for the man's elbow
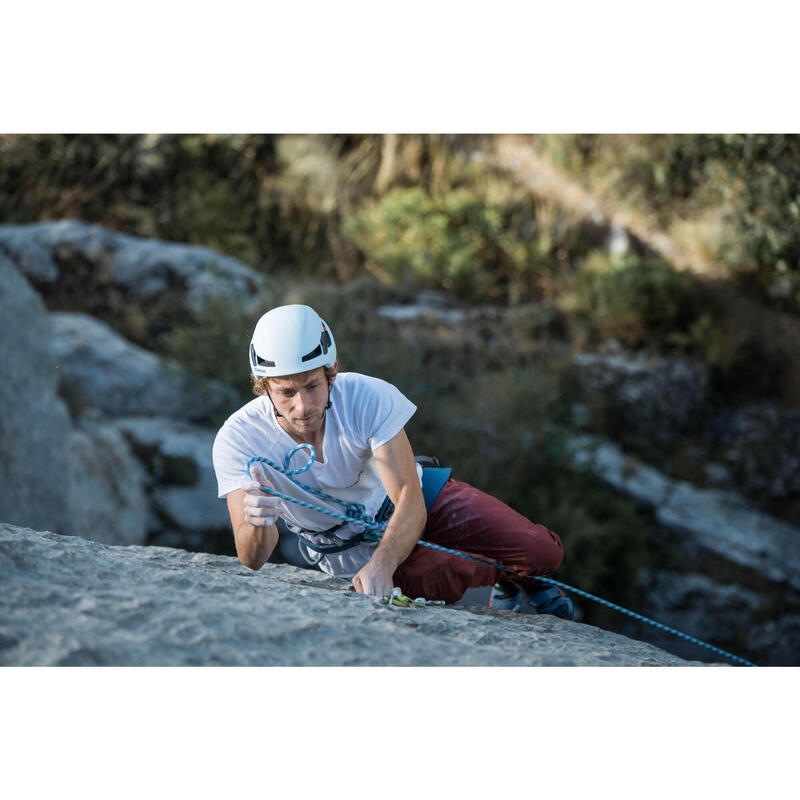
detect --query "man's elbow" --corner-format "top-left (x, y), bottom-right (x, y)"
top-left (236, 540), bottom-right (272, 571)
top-left (233, 524), bottom-right (276, 570)
top-left (239, 553), bottom-right (267, 571)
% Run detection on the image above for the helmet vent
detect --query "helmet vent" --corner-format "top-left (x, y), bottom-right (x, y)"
top-left (301, 344), bottom-right (322, 363)
top-left (250, 343), bottom-right (275, 368)
top-left (301, 327), bottom-right (332, 363)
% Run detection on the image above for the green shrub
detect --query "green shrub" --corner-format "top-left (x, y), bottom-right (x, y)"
top-left (343, 185), bottom-right (583, 304)
top-left (343, 186), bottom-right (498, 299)
top-left (156, 294), bottom-right (262, 408)
top-left (559, 254), bottom-right (705, 348)
top-left (166, 169), bottom-right (260, 267)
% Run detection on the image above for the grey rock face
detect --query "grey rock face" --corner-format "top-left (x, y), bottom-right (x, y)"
top-left (0, 221), bottom-right (266, 349)
top-left (746, 615), bottom-right (800, 666)
top-left (65, 424), bottom-right (149, 546)
top-left (113, 417), bottom-right (229, 544)
top-left (0, 257), bottom-right (151, 547)
top-left (0, 220), bottom-right (263, 306)
top-left (0, 525), bottom-right (710, 666)
top-left (573, 352), bottom-right (710, 439)
top-left (50, 312), bottom-right (236, 422)
top-left (570, 433), bottom-right (800, 664)
top-left (570, 435), bottom-right (800, 592)
top-left (709, 403), bottom-right (800, 500)
top-left (636, 569), bottom-right (769, 660)
top-left (0, 227), bottom-right (60, 282)
top-left (0, 253), bottom-right (72, 533)
top-left (109, 234), bottom-right (260, 312)
top-left (657, 483), bottom-right (800, 590)
top-left (378, 292), bottom-right (467, 325)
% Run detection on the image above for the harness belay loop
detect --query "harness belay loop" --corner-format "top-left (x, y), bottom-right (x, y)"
top-left (245, 447), bottom-right (757, 667)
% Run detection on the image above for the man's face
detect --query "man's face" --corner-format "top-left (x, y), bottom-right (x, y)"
top-left (268, 367), bottom-right (330, 438)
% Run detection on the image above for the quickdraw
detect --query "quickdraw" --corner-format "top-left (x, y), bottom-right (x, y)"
top-left (381, 588), bottom-right (446, 608)
top-left (246, 445), bottom-right (758, 667)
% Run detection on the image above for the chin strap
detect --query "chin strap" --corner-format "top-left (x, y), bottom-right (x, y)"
top-left (265, 389), bottom-right (283, 418)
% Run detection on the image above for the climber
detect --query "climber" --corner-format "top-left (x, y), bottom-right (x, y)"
top-left (211, 303), bottom-right (573, 618)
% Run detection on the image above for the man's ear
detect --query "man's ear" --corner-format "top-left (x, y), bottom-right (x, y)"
top-left (328, 361), bottom-right (338, 383)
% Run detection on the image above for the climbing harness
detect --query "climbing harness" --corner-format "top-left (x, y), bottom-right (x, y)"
top-left (375, 456), bottom-right (451, 526)
top-left (246, 445), bottom-right (758, 667)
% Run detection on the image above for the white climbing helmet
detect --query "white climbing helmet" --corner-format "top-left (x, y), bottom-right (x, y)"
top-left (249, 304), bottom-right (337, 378)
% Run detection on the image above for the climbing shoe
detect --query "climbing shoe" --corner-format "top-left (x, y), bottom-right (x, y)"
top-left (489, 581), bottom-right (574, 620)
top-left (526, 583), bottom-right (574, 620)
top-left (488, 582), bottom-right (522, 611)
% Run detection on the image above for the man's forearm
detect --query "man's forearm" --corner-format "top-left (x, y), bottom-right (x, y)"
top-left (235, 521), bottom-right (279, 570)
top-left (369, 489), bottom-right (426, 574)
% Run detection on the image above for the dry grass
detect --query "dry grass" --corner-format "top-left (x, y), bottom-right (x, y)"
top-left (490, 135), bottom-right (730, 278)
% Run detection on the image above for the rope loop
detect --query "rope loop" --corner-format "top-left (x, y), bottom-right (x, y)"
top-left (283, 443), bottom-right (316, 475)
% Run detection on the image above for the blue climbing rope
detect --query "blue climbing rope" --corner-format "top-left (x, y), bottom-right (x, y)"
top-left (246, 445), bottom-right (758, 667)
top-left (247, 443), bottom-right (384, 532)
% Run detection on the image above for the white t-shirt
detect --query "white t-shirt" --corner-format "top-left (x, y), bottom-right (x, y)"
top-left (212, 372), bottom-right (421, 577)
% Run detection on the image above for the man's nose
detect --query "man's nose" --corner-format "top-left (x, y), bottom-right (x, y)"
top-left (295, 391), bottom-right (310, 413)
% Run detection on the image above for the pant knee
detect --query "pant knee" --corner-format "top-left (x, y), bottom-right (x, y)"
top-left (520, 524), bottom-right (564, 575)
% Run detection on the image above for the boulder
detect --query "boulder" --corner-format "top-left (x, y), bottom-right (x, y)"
top-left (0, 220), bottom-right (266, 342)
top-left (0, 252), bottom-right (72, 533)
top-left (378, 291), bottom-right (467, 325)
top-left (636, 568), bottom-right (771, 663)
top-left (658, 483), bottom-right (800, 590)
top-left (746, 615), bottom-right (800, 666)
top-left (569, 435), bottom-right (800, 592)
top-left (65, 424), bottom-right (149, 546)
top-left (50, 311), bottom-right (237, 423)
top-left (0, 258), bottom-right (147, 547)
top-left (572, 351), bottom-right (710, 440)
top-left (112, 417), bottom-right (230, 546)
top-left (0, 225), bottom-right (61, 282)
top-left (708, 402), bottom-right (800, 500)
top-left (110, 232), bottom-right (262, 313)
top-left (0, 524), bottom-right (711, 666)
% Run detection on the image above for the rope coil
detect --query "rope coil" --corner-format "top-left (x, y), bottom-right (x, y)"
top-left (246, 445), bottom-right (757, 667)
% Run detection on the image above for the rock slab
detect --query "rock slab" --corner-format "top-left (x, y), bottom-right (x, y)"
top-left (0, 253), bottom-right (73, 533)
top-left (569, 435), bottom-right (800, 591)
top-left (0, 220), bottom-right (263, 309)
top-left (0, 525), bottom-right (710, 667)
top-left (50, 312), bottom-right (236, 422)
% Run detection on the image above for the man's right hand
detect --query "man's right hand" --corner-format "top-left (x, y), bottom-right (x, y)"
top-left (242, 464), bottom-right (283, 527)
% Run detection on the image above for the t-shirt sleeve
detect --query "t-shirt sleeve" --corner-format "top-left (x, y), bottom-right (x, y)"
top-left (350, 375), bottom-right (417, 452)
top-left (212, 423), bottom-right (250, 498)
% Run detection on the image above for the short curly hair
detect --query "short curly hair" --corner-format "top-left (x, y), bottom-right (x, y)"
top-left (251, 365), bottom-right (337, 397)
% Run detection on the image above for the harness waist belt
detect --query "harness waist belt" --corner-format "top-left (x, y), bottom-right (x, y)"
top-left (290, 465), bottom-right (452, 555)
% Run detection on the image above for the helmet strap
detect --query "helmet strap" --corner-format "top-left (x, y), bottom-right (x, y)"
top-left (265, 388), bottom-right (283, 418)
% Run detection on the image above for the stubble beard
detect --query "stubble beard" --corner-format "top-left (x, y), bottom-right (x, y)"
top-left (285, 408), bottom-right (325, 440)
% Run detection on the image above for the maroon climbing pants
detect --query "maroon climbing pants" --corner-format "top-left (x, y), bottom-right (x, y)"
top-left (392, 479), bottom-right (564, 604)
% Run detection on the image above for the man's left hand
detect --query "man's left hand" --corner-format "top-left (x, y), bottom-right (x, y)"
top-left (352, 559), bottom-right (395, 597)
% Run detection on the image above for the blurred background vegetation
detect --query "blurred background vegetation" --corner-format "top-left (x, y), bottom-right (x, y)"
top-left (2, 133), bottom-right (798, 632)
top-left (3, 133), bottom-right (798, 309)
